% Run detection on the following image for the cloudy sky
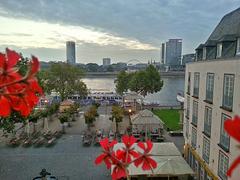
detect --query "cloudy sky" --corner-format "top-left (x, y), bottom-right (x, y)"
top-left (0, 0), bottom-right (239, 64)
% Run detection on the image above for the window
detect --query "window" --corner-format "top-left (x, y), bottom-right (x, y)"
top-left (192, 101), bottom-right (198, 126)
top-left (191, 127), bottom-right (197, 149)
top-left (187, 72), bottom-right (191, 94)
top-left (202, 138), bottom-right (210, 163)
top-left (193, 72), bottom-right (200, 97)
top-left (217, 43), bottom-right (222, 58)
top-left (219, 114), bottom-right (230, 151)
top-left (222, 74), bottom-right (234, 110)
top-left (204, 107), bottom-right (212, 137)
top-left (218, 151), bottom-right (229, 180)
top-left (186, 96), bottom-right (190, 118)
top-left (203, 47), bottom-right (207, 60)
top-left (236, 38), bottom-right (240, 55)
top-left (206, 73), bottom-right (214, 103)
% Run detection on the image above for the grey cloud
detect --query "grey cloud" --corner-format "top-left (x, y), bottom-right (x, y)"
top-left (0, 0), bottom-right (239, 61)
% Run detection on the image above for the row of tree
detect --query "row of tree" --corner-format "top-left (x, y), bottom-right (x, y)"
top-left (115, 65), bottom-right (164, 96)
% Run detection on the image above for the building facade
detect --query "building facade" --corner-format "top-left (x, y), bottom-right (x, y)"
top-left (66, 41), bottom-right (76, 65)
top-left (161, 39), bottom-right (182, 66)
top-left (183, 8), bottom-right (240, 180)
top-left (102, 58), bottom-right (111, 66)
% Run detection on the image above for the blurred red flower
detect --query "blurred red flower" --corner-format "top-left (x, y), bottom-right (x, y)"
top-left (0, 48), bottom-right (43, 117)
top-left (224, 116), bottom-right (240, 177)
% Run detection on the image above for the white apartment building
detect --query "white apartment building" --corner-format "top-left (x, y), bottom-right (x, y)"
top-left (183, 8), bottom-right (240, 180)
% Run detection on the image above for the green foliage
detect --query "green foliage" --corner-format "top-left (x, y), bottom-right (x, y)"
top-left (111, 105), bottom-right (124, 123)
top-left (58, 113), bottom-right (69, 124)
top-left (0, 111), bottom-right (27, 133)
top-left (84, 105), bottom-right (98, 126)
top-left (152, 109), bottom-right (180, 131)
top-left (115, 65), bottom-right (163, 96)
top-left (74, 80), bottom-right (88, 98)
top-left (86, 63), bottom-right (99, 72)
top-left (40, 62), bottom-right (87, 101)
top-left (92, 102), bottom-right (100, 109)
top-left (17, 55), bottom-right (29, 76)
top-left (115, 71), bottom-right (130, 95)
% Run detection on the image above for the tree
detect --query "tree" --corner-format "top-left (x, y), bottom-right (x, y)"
top-left (115, 65), bottom-right (163, 96)
top-left (111, 105), bottom-right (124, 133)
top-left (115, 71), bottom-right (130, 95)
top-left (42, 62), bottom-right (87, 101)
top-left (86, 63), bottom-right (99, 72)
top-left (74, 80), bottom-right (88, 98)
top-left (58, 112), bottom-right (68, 133)
top-left (84, 105), bottom-right (98, 129)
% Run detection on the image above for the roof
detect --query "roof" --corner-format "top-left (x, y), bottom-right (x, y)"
top-left (131, 109), bottom-right (164, 126)
top-left (195, 44), bottom-right (204, 50)
top-left (113, 142), bottom-right (194, 177)
top-left (195, 8), bottom-right (240, 50)
top-left (206, 7), bottom-right (240, 43)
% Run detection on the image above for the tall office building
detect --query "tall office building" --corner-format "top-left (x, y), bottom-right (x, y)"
top-left (183, 8), bottom-right (240, 180)
top-left (102, 58), bottom-right (111, 66)
top-left (161, 43), bottom-right (165, 64)
top-left (161, 39), bottom-right (182, 66)
top-left (66, 41), bottom-right (76, 65)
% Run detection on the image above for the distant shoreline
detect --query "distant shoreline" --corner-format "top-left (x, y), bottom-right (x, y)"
top-left (85, 71), bottom-right (185, 78)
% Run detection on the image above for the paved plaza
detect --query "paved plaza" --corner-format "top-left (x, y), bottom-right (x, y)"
top-left (0, 105), bottom-right (184, 180)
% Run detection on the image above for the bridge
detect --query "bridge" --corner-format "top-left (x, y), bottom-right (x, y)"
top-left (85, 71), bottom-right (185, 78)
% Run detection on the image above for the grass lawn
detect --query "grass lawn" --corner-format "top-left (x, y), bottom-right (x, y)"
top-left (153, 109), bottom-right (180, 131)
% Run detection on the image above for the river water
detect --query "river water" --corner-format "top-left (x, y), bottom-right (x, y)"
top-left (82, 77), bottom-right (185, 106)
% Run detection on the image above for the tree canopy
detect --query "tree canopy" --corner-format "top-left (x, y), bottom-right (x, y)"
top-left (115, 65), bottom-right (163, 96)
top-left (40, 62), bottom-right (88, 101)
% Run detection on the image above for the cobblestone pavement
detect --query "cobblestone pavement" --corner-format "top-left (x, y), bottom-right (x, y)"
top-left (0, 134), bottom-right (110, 180)
top-left (0, 105), bottom-right (184, 180)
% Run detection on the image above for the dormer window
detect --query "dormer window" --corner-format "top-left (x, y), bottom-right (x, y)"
top-left (236, 38), bottom-right (240, 55)
top-left (203, 47), bottom-right (207, 60)
top-left (217, 43), bottom-right (222, 58)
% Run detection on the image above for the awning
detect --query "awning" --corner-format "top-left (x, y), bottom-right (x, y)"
top-left (113, 142), bottom-right (194, 177)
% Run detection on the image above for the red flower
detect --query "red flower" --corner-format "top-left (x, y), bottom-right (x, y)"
top-left (95, 138), bottom-right (117, 169)
top-left (0, 48), bottom-right (43, 117)
top-left (111, 150), bottom-right (127, 180)
top-left (134, 140), bottom-right (157, 170)
top-left (224, 116), bottom-right (240, 177)
top-left (95, 137), bottom-right (157, 180)
top-left (118, 135), bottom-right (139, 163)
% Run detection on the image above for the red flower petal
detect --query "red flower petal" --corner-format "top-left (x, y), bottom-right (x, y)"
top-left (0, 96), bottom-right (11, 117)
top-left (6, 48), bottom-right (20, 69)
top-left (122, 135), bottom-right (137, 149)
top-left (147, 156), bottom-right (157, 169)
top-left (227, 156), bottom-right (240, 177)
top-left (112, 165), bottom-right (126, 180)
top-left (146, 140), bottom-right (153, 153)
top-left (95, 153), bottom-right (106, 165)
top-left (224, 116), bottom-right (240, 142)
top-left (137, 142), bottom-right (146, 151)
top-left (0, 53), bottom-right (5, 70)
top-left (100, 138), bottom-right (109, 151)
top-left (142, 159), bottom-right (151, 170)
top-left (29, 56), bottom-right (40, 76)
